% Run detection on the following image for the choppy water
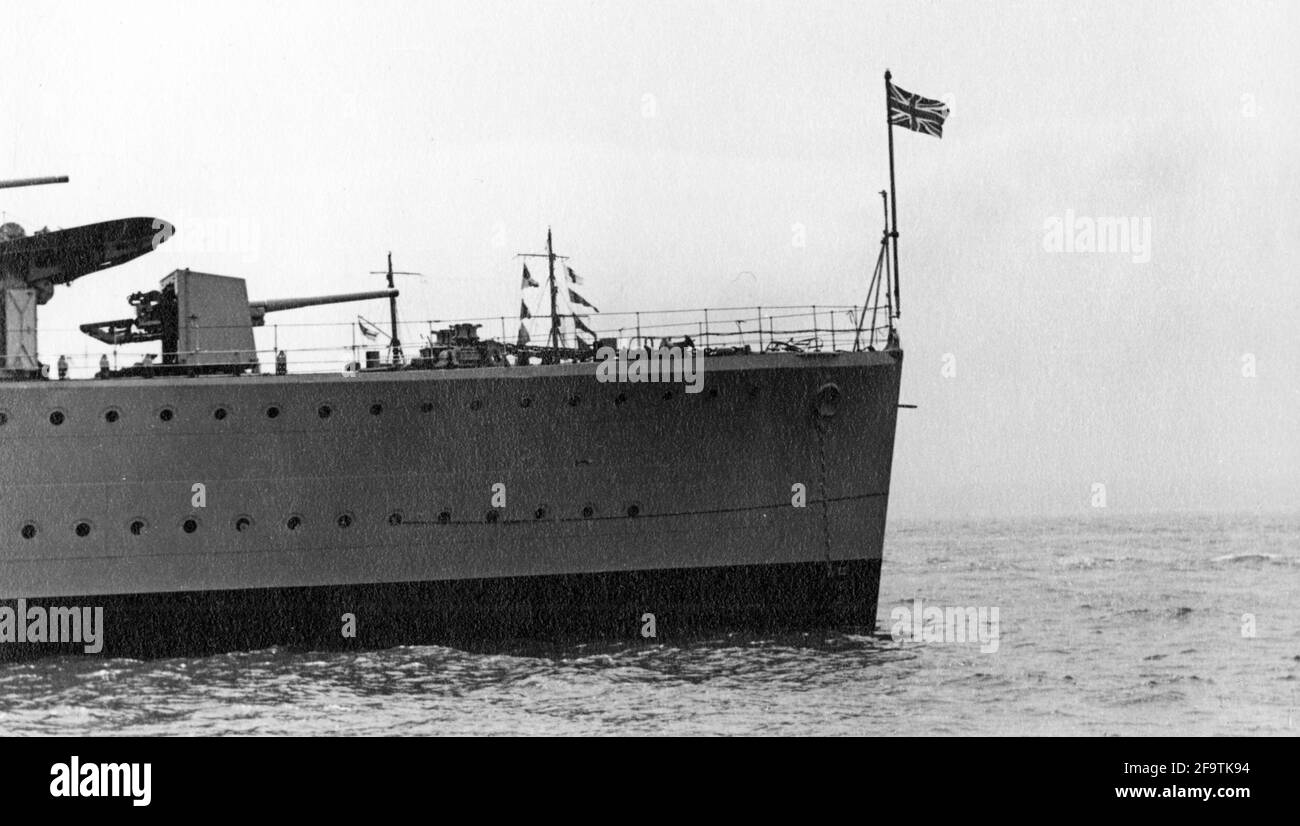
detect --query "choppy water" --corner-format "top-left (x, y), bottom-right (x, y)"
top-left (2, 512), bottom-right (1296, 735)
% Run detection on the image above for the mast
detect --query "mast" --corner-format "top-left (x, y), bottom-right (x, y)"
top-left (547, 227), bottom-right (560, 354)
top-left (369, 253), bottom-right (421, 365)
top-left (385, 251), bottom-right (402, 364)
top-left (516, 229), bottom-right (571, 360)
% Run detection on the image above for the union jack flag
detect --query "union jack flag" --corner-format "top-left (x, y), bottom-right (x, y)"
top-left (888, 82), bottom-right (949, 138)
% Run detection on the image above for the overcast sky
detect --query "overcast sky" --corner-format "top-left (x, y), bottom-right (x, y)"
top-left (2, 1), bottom-right (1295, 518)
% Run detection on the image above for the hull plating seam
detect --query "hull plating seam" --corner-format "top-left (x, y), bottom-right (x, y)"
top-left (2, 492), bottom-right (887, 566)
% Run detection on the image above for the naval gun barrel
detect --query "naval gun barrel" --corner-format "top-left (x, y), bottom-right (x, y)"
top-left (249, 288), bottom-right (398, 326)
top-left (0, 175), bottom-right (69, 190)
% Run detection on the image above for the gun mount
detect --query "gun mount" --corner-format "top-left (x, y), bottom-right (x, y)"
top-left (0, 174), bottom-right (177, 377)
top-left (249, 292), bottom-right (396, 326)
top-left (80, 268), bottom-right (395, 372)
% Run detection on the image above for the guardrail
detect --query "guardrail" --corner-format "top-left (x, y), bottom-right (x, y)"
top-left (35, 303), bottom-right (896, 379)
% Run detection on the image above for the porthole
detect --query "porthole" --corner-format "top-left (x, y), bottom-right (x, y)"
top-left (20, 523), bottom-right (37, 540)
top-left (49, 410), bottom-right (65, 426)
top-left (104, 409), bottom-right (120, 423)
top-left (159, 407), bottom-right (174, 422)
top-left (519, 397), bottom-right (532, 408)
top-left (568, 395), bottom-right (581, 407)
top-left (485, 510), bottom-right (499, 524)
top-left (534, 504), bottom-right (550, 520)
top-left (387, 512), bottom-right (403, 526)
top-left (234, 516), bottom-right (253, 532)
top-left (213, 407), bottom-right (228, 421)
top-left (266, 405), bottom-right (281, 419)
top-left (128, 519), bottom-right (147, 536)
top-left (337, 513), bottom-right (354, 529)
top-left (469, 399), bottom-right (482, 411)
top-left (318, 405), bottom-right (332, 419)
top-left (286, 515), bottom-right (303, 531)
top-left (419, 402), bottom-right (434, 414)
top-left (626, 504), bottom-right (641, 518)
top-left (182, 517), bottom-right (199, 534)
top-left (369, 403), bottom-right (383, 416)
top-left (436, 511), bottom-right (451, 525)
top-left (74, 521), bottom-right (92, 537)
top-left (581, 504), bottom-right (595, 519)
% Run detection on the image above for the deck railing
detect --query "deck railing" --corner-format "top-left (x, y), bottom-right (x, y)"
top-left (35, 302), bottom-right (896, 379)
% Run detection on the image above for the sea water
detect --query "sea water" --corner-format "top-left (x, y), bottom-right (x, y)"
top-left (1, 512), bottom-right (1294, 735)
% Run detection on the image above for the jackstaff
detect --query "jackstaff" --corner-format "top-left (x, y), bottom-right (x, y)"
top-left (883, 70), bottom-right (950, 317)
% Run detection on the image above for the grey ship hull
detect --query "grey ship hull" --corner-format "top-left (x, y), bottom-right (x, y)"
top-left (0, 349), bottom-right (902, 658)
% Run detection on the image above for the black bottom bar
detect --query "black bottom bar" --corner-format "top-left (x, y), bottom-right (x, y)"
top-left (0, 558), bottom-right (881, 660)
top-left (6, 735), bottom-right (1278, 812)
